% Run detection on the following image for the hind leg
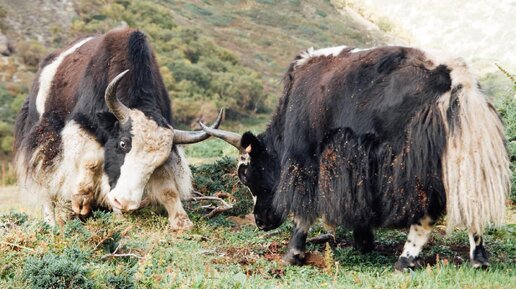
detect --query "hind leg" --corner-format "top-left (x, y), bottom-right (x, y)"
top-left (42, 200), bottom-right (56, 226)
top-left (353, 227), bottom-right (375, 253)
top-left (394, 215), bottom-right (433, 271)
top-left (469, 231), bottom-right (489, 268)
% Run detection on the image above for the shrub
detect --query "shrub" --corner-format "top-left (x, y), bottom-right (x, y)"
top-left (23, 253), bottom-right (94, 289)
top-left (190, 157), bottom-right (253, 216)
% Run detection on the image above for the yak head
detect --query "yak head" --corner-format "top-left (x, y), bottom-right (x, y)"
top-left (199, 123), bottom-right (284, 231)
top-left (98, 70), bottom-right (222, 212)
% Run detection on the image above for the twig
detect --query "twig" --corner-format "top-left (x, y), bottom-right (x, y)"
top-left (1, 241), bottom-right (35, 252)
top-left (101, 253), bottom-right (143, 260)
top-left (191, 196), bottom-right (233, 219)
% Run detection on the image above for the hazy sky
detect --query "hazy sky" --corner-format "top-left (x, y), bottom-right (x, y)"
top-left (348, 0), bottom-right (516, 74)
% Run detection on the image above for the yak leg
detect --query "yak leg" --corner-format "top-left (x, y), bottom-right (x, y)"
top-left (394, 215), bottom-right (433, 271)
top-left (71, 160), bottom-right (99, 217)
top-left (353, 227), bottom-right (375, 253)
top-left (148, 166), bottom-right (193, 231)
top-left (158, 189), bottom-right (193, 231)
top-left (469, 231), bottom-right (489, 268)
top-left (282, 219), bottom-right (311, 265)
top-left (42, 200), bottom-right (56, 226)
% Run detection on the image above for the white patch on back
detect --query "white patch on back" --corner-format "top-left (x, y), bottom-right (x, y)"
top-left (295, 45), bottom-right (348, 68)
top-left (350, 47), bottom-right (374, 53)
top-left (35, 37), bottom-right (93, 116)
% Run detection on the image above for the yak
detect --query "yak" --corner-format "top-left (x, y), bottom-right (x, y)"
top-left (14, 27), bottom-right (221, 230)
top-left (200, 45), bottom-right (511, 270)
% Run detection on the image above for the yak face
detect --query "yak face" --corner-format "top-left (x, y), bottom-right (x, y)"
top-left (99, 110), bottom-right (173, 211)
top-left (238, 132), bottom-right (284, 231)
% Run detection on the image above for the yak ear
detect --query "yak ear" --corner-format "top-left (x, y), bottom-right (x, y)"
top-left (241, 131), bottom-right (263, 156)
top-left (96, 111), bottom-right (119, 134)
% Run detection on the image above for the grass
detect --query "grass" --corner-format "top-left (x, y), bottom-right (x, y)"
top-left (1, 208), bottom-right (514, 288)
top-left (1, 157), bottom-right (515, 288)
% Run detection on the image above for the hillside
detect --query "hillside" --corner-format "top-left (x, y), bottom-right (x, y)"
top-left (0, 0), bottom-right (386, 159)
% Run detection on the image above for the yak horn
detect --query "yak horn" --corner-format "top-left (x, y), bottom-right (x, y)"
top-left (105, 69), bottom-right (131, 124)
top-left (198, 121), bottom-right (242, 150)
top-left (173, 109), bottom-right (224, 144)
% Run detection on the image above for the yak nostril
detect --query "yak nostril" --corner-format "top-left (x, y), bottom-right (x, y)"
top-left (113, 197), bottom-right (126, 210)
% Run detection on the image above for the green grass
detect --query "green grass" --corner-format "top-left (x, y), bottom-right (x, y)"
top-left (1, 209), bottom-right (514, 288)
top-left (1, 158), bottom-right (515, 288)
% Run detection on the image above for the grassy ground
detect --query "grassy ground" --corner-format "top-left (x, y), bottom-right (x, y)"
top-left (1, 207), bottom-right (514, 288)
top-left (1, 157), bottom-right (515, 288)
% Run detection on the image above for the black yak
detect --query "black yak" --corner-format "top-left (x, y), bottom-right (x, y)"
top-left (200, 45), bottom-right (510, 270)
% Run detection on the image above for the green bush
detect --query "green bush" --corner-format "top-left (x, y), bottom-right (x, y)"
top-left (23, 253), bottom-right (94, 289)
top-left (191, 157), bottom-right (253, 216)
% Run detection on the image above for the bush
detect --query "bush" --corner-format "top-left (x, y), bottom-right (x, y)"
top-left (190, 157), bottom-right (253, 216)
top-left (23, 253), bottom-right (94, 289)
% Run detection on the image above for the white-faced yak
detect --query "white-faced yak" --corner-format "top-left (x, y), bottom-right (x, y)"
top-left (14, 27), bottom-right (222, 230)
top-left (200, 45), bottom-right (511, 270)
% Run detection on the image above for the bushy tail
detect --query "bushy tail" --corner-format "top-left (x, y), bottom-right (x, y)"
top-left (437, 58), bottom-right (511, 233)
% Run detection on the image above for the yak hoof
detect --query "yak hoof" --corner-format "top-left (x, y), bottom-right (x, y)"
top-left (394, 256), bottom-right (422, 272)
top-left (282, 250), bottom-right (306, 266)
top-left (169, 214), bottom-right (193, 231)
top-left (471, 246), bottom-right (489, 269)
top-left (71, 195), bottom-right (93, 216)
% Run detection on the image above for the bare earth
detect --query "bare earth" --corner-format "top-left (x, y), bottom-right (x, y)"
top-left (0, 185), bottom-right (39, 216)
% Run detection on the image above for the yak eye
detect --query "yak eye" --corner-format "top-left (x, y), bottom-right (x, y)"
top-left (118, 138), bottom-right (130, 152)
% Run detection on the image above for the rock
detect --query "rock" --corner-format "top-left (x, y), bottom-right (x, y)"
top-left (0, 33), bottom-right (13, 56)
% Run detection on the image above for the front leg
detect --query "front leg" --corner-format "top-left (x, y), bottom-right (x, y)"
top-left (147, 163), bottom-right (193, 231)
top-left (353, 226), bottom-right (375, 253)
top-left (159, 189), bottom-right (193, 231)
top-left (282, 219), bottom-right (311, 265)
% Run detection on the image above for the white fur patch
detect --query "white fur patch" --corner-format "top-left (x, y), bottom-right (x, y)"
top-left (295, 45), bottom-right (348, 68)
top-left (350, 47), bottom-right (374, 53)
top-left (16, 120), bottom-right (105, 223)
top-left (431, 54), bottom-right (511, 233)
top-left (35, 37), bottom-right (93, 116)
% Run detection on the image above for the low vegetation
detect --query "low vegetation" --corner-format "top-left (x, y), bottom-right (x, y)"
top-left (0, 158), bottom-right (514, 288)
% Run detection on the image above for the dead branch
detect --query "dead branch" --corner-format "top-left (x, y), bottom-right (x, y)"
top-left (100, 253), bottom-right (142, 260)
top-left (1, 241), bottom-right (35, 252)
top-left (191, 196), bottom-right (233, 219)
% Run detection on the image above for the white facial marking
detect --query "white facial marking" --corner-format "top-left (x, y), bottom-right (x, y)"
top-left (295, 45), bottom-right (348, 68)
top-left (108, 110), bottom-right (173, 210)
top-left (401, 216), bottom-right (432, 258)
top-left (35, 37), bottom-right (93, 116)
top-left (252, 195), bottom-right (257, 206)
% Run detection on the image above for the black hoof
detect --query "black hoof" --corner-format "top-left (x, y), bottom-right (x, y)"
top-left (471, 245), bottom-right (489, 269)
top-left (282, 250), bottom-right (306, 266)
top-left (394, 256), bottom-right (422, 272)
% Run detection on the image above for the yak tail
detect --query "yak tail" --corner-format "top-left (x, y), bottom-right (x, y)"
top-left (437, 58), bottom-right (511, 234)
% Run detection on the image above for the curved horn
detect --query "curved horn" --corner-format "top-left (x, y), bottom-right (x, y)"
top-left (105, 69), bottom-right (131, 124)
top-left (198, 121), bottom-right (242, 151)
top-left (173, 109), bottom-right (224, 144)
